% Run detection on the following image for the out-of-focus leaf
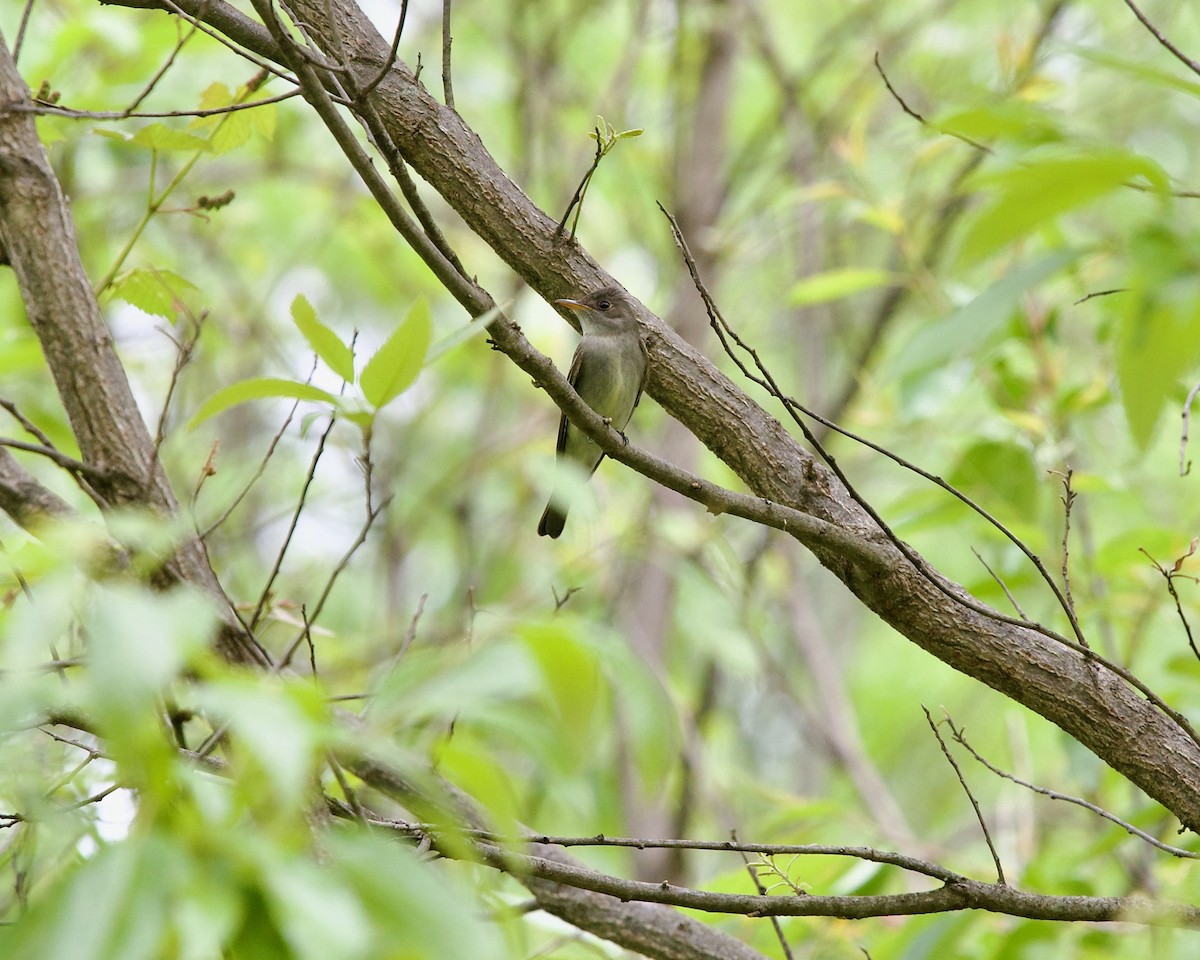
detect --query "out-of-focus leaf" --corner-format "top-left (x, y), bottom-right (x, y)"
top-left (958, 151), bottom-right (1167, 262)
top-left (189, 378), bottom-right (337, 428)
top-left (935, 102), bottom-right (1064, 145)
top-left (947, 439), bottom-right (1040, 518)
top-left (894, 250), bottom-right (1077, 379)
top-left (1070, 45), bottom-right (1200, 99)
top-left (360, 299), bottom-right (432, 408)
top-left (789, 267), bottom-right (897, 306)
top-left (290, 294), bottom-right (354, 381)
top-left (1116, 292), bottom-right (1200, 449)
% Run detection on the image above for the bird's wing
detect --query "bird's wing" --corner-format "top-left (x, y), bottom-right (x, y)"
top-left (555, 343), bottom-right (587, 458)
top-left (630, 335), bottom-right (649, 412)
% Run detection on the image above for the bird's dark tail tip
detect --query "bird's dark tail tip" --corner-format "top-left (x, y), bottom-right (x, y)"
top-left (538, 503), bottom-right (567, 538)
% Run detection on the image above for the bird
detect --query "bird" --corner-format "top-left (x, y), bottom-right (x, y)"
top-left (538, 286), bottom-right (648, 538)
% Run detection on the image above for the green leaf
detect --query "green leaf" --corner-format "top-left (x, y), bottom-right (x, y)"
top-left (130, 123), bottom-right (211, 152)
top-left (789, 267), bottom-right (896, 306)
top-left (290, 295), bottom-right (354, 381)
top-left (934, 102), bottom-right (1063, 146)
top-left (958, 150), bottom-right (1168, 263)
top-left (948, 439), bottom-right (1040, 519)
top-left (189, 378), bottom-right (337, 429)
top-left (1117, 289), bottom-right (1200, 449)
top-left (893, 250), bottom-right (1078, 379)
top-left (359, 299), bottom-right (432, 409)
top-left (107, 268), bottom-right (199, 322)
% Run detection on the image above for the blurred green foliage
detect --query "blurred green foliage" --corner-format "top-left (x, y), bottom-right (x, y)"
top-left (3, 0), bottom-right (1200, 956)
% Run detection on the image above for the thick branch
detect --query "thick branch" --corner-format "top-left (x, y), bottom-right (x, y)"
top-left (92, 0), bottom-right (1200, 830)
top-left (0, 34), bottom-right (266, 666)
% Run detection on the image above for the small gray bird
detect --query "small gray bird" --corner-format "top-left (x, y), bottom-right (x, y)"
top-left (538, 287), bottom-right (648, 538)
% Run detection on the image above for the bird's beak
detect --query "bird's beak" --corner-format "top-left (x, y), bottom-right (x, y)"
top-left (554, 298), bottom-right (587, 312)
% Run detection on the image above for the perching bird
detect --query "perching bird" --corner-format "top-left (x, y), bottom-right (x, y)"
top-left (538, 287), bottom-right (648, 538)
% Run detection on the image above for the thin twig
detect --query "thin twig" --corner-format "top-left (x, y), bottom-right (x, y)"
top-left (658, 203), bottom-right (1200, 751)
top-left (733, 830), bottom-right (795, 960)
top-left (947, 717), bottom-right (1200, 860)
top-left (441, 0), bottom-right (455, 110)
top-left (360, 591), bottom-right (427, 718)
top-left (1123, 0), bottom-right (1200, 78)
top-left (12, 0), bottom-right (36, 64)
top-left (197, 397), bottom-right (304, 538)
top-left (971, 548), bottom-right (1028, 620)
top-left (1139, 544), bottom-right (1200, 665)
top-left (1073, 288), bottom-right (1127, 305)
top-left (9, 89), bottom-right (305, 122)
top-left (923, 707), bottom-right (1006, 885)
top-left (556, 129), bottom-right (604, 238)
top-left (873, 52), bottom-right (991, 153)
top-left (1180, 381), bottom-right (1200, 476)
top-left (248, 416), bottom-right (337, 632)
top-left (355, 0), bottom-right (409, 102)
top-left (1055, 468), bottom-right (1079, 639)
top-left (287, 494), bottom-right (392, 644)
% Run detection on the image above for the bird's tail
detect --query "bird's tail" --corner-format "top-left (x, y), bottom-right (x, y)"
top-left (538, 498), bottom-right (567, 538)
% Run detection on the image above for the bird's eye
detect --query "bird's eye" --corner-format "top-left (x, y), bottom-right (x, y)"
top-left (598, 300), bottom-right (611, 311)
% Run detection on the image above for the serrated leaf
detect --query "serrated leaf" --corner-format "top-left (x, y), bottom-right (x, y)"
top-left (198, 82), bottom-right (235, 111)
top-left (290, 295), bottom-right (354, 381)
top-left (789, 267), bottom-right (896, 306)
top-left (959, 150), bottom-right (1168, 263)
top-left (189, 378), bottom-right (337, 429)
top-left (108, 268), bottom-right (199, 322)
top-left (130, 123), bottom-right (211, 152)
top-left (360, 299), bottom-right (432, 409)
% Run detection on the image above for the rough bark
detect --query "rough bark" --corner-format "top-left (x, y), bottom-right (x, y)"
top-left (0, 34), bottom-right (267, 666)
top-left (164, 0), bottom-right (1200, 831)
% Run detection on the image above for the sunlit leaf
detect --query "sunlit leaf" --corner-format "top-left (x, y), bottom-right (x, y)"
top-left (189, 378), bottom-right (337, 428)
top-left (360, 299), bottom-right (432, 409)
top-left (130, 123), bottom-right (211, 152)
top-left (107, 268), bottom-right (199, 322)
top-left (290, 295), bottom-right (354, 381)
top-left (958, 150), bottom-right (1168, 262)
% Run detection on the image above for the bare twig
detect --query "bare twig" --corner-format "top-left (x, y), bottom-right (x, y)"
top-left (1055, 468), bottom-right (1079, 638)
top-left (1073, 288), bottom-right (1127, 305)
top-left (354, 0), bottom-right (409, 102)
top-left (441, 0), bottom-right (455, 109)
top-left (1180, 381), bottom-right (1200, 476)
top-left (923, 707), bottom-right (1006, 885)
top-left (948, 717), bottom-right (1200, 860)
top-left (733, 830), bottom-right (796, 960)
top-left (556, 127), bottom-right (604, 238)
top-left (1139, 543), bottom-right (1200, 665)
top-left (12, 0), bottom-right (36, 64)
top-left (248, 416), bottom-right (337, 632)
top-left (657, 203), bottom-right (1090, 651)
top-left (7, 89), bottom-right (304, 122)
top-left (1123, 0), bottom-right (1200, 78)
top-left (971, 548), bottom-right (1028, 620)
top-left (872, 53), bottom-right (991, 153)
top-left (197, 396), bottom-right (305, 538)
